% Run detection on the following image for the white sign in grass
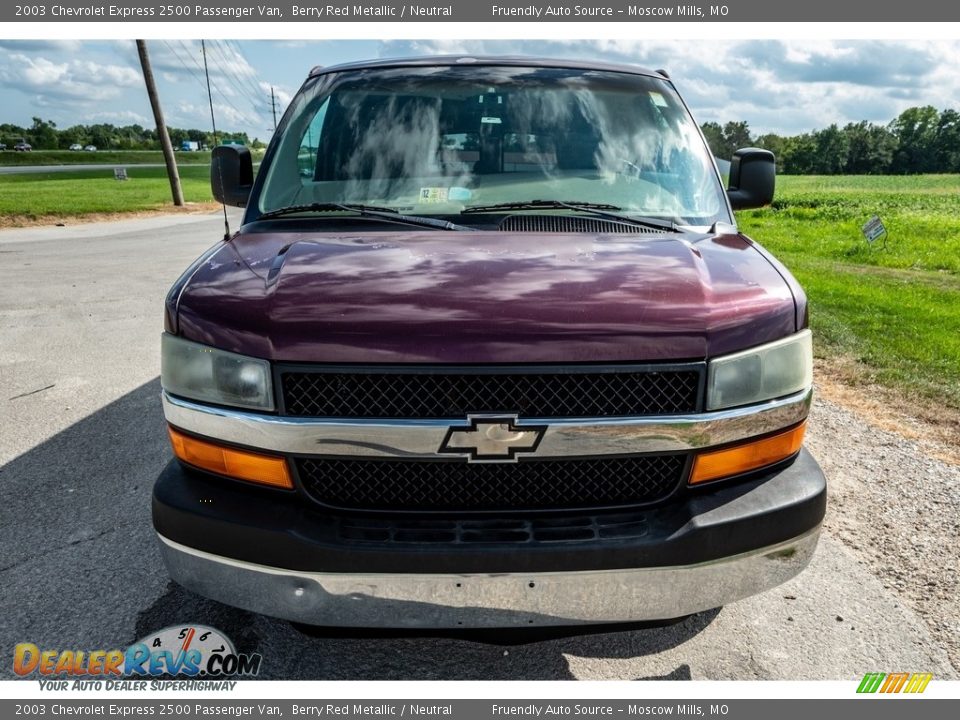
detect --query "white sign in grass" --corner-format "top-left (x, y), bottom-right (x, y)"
top-left (862, 215), bottom-right (887, 244)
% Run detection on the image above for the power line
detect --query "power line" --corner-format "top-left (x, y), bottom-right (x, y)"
top-left (224, 40), bottom-right (274, 101)
top-left (160, 39), bottom-right (210, 95)
top-left (225, 39), bottom-right (286, 132)
top-left (213, 40), bottom-right (270, 107)
top-left (158, 39), bottom-right (272, 136)
top-left (175, 40), bottom-right (264, 129)
top-left (200, 43), bottom-right (273, 129)
top-left (206, 40), bottom-right (272, 114)
top-left (202, 39), bottom-right (231, 241)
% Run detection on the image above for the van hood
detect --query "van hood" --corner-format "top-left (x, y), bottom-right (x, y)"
top-left (172, 227), bottom-right (800, 363)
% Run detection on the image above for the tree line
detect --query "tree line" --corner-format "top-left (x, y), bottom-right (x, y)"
top-left (702, 106), bottom-right (960, 174)
top-left (7, 106), bottom-right (959, 173)
top-left (1, 117), bottom-right (265, 151)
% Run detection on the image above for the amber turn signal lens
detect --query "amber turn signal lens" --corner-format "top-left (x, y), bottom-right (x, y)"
top-left (167, 426), bottom-right (293, 490)
top-left (690, 421), bottom-right (806, 485)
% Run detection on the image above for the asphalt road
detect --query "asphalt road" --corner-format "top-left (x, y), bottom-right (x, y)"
top-left (0, 212), bottom-right (954, 680)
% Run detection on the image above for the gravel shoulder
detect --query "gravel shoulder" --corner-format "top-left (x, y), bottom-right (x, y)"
top-left (806, 386), bottom-right (960, 674)
top-left (0, 202), bottom-right (222, 229)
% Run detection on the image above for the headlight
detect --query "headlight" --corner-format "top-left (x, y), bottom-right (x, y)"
top-left (161, 334), bottom-right (274, 411)
top-left (707, 330), bottom-right (812, 411)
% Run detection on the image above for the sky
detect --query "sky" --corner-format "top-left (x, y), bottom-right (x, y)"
top-left (0, 38), bottom-right (958, 143)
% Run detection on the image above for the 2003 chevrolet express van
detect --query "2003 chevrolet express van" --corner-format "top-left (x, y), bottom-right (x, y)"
top-left (153, 56), bottom-right (825, 628)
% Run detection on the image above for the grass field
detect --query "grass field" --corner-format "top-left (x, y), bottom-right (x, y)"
top-left (737, 175), bottom-right (960, 410)
top-left (1, 169), bottom-right (957, 411)
top-left (0, 150), bottom-right (217, 166)
top-left (0, 166), bottom-right (215, 218)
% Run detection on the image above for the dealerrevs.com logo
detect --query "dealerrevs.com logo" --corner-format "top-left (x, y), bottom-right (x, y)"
top-left (14, 625), bottom-right (261, 688)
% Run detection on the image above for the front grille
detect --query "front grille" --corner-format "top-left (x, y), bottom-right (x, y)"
top-left (280, 366), bottom-right (701, 418)
top-left (296, 454), bottom-right (686, 513)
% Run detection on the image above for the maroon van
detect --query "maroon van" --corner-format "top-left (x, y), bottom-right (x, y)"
top-left (153, 56), bottom-right (824, 628)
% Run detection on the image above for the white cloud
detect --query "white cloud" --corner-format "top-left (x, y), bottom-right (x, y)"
top-left (0, 52), bottom-right (141, 105)
top-left (0, 40), bottom-right (81, 53)
top-left (81, 110), bottom-right (150, 124)
top-left (379, 39), bottom-right (960, 134)
top-left (72, 59), bottom-right (140, 87)
top-left (259, 81), bottom-right (292, 109)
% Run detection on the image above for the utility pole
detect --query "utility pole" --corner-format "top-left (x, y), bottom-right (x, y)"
top-left (270, 87), bottom-right (278, 132)
top-left (136, 39), bottom-right (183, 207)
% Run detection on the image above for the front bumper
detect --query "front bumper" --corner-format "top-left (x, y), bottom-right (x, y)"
top-left (158, 529), bottom-right (819, 628)
top-left (153, 449), bottom-right (826, 627)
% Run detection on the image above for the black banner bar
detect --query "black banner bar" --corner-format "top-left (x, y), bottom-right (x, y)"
top-left (1, 699), bottom-right (957, 719)
top-left (4, 0), bottom-right (959, 23)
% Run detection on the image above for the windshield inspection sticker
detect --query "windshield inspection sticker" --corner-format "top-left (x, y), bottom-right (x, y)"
top-left (419, 188), bottom-right (449, 203)
top-left (419, 187), bottom-right (472, 203)
top-left (649, 92), bottom-right (669, 107)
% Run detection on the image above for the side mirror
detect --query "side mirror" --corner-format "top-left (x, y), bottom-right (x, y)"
top-left (726, 148), bottom-right (775, 210)
top-left (211, 145), bottom-right (253, 207)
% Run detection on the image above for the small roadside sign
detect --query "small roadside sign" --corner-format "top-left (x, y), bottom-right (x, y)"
top-left (861, 215), bottom-right (887, 245)
top-left (114, 167), bottom-right (128, 181)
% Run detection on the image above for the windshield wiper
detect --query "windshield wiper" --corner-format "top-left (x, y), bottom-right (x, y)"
top-left (256, 202), bottom-right (473, 231)
top-left (461, 199), bottom-right (682, 233)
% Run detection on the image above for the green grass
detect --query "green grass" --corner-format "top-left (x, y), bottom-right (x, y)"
top-left (739, 174), bottom-right (960, 273)
top-left (0, 150), bottom-right (217, 166)
top-left (738, 175), bottom-right (960, 409)
top-left (0, 166), bottom-right (215, 218)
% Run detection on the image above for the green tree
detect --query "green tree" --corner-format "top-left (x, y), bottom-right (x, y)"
top-left (889, 105), bottom-right (939, 173)
top-left (934, 109), bottom-right (960, 173)
top-left (812, 124), bottom-right (850, 174)
top-left (28, 117), bottom-right (58, 149)
top-left (843, 121), bottom-right (896, 174)
top-left (781, 133), bottom-right (818, 174)
top-left (754, 133), bottom-right (788, 172)
top-left (1, 122), bottom-right (27, 146)
top-left (59, 125), bottom-right (91, 148)
top-left (722, 121), bottom-right (753, 154)
top-left (699, 120), bottom-right (753, 161)
top-left (700, 121), bottom-right (726, 159)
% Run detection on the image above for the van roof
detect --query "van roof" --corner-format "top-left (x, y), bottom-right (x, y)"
top-left (308, 55), bottom-right (666, 80)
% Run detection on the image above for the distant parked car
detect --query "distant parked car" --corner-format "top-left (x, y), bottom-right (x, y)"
top-left (14, 141), bottom-right (31, 151)
top-left (69, 143), bottom-right (83, 151)
top-left (0, 142), bottom-right (7, 150)
top-left (84, 145), bottom-right (97, 152)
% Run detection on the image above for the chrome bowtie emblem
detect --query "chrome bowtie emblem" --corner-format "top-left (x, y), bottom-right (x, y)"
top-left (439, 416), bottom-right (547, 462)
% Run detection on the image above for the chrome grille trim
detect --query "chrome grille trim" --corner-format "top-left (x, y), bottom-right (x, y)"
top-left (161, 387), bottom-right (812, 459)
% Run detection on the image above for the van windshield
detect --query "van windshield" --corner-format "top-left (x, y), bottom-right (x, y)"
top-left (256, 65), bottom-right (729, 226)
